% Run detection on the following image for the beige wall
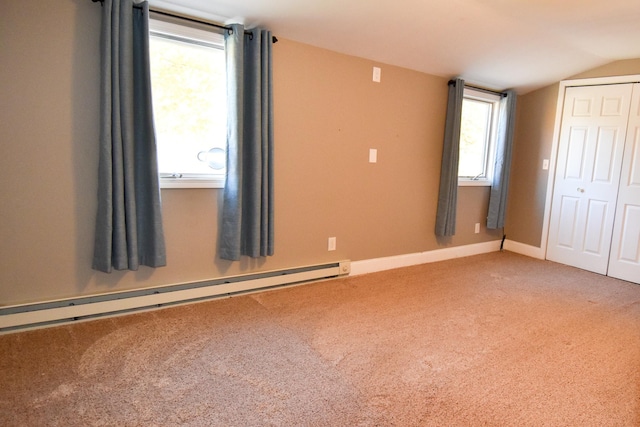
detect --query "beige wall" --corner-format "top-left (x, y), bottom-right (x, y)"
top-left (506, 58), bottom-right (640, 248)
top-left (505, 84), bottom-right (559, 247)
top-left (568, 59), bottom-right (640, 80)
top-left (0, 0), bottom-right (500, 306)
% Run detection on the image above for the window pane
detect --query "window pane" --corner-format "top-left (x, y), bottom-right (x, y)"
top-left (149, 35), bottom-right (226, 176)
top-left (459, 99), bottom-right (491, 178)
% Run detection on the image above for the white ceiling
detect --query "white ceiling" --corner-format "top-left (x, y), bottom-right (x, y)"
top-left (150, 0), bottom-right (640, 94)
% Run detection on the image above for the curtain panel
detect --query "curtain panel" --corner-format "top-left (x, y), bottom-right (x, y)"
top-left (487, 90), bottom-right (517, 229)
top-left (93, 0), bottom-right (166, 273)
top-left (219, 24), bottom-right (275, 261)
top-left (435, 78), bottom-right (465, 237)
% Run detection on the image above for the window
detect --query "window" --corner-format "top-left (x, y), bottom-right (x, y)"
top-left (149, 16), bottom-right (227, 188)
top-left (458, 88), bottom-right (501, 186)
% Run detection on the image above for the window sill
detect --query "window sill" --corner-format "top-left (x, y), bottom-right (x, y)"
top-left (458, 179), bottom-right (492, 187)
top-left (160, 176), bottom-right (225, 189)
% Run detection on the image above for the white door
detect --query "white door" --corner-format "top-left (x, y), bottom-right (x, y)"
top-left (546, 84), bottom-right (632, 274)
top-left (608, 84), bottom-right (640, 283)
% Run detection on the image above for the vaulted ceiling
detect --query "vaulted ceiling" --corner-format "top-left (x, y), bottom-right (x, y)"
top-left (151, 0), bottom-right (640, 93)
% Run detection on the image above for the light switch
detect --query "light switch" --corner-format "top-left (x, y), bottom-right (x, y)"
top-left (543, 159), bottom-right (549, 170)
top-left (372, 67), bottom-right (381, 83)
top-left (328, 237), bottom-right (336, 251)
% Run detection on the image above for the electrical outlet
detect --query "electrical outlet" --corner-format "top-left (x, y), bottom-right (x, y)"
top-left (475, 223), bottom-right (480, 234)
top-left (328, 237), bottom-right (337, 251)
top-left (369, 148), bottom-right (377, 163)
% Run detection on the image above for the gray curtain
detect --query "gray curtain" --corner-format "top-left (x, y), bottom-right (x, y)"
top-left (219, 24), bottom-right (275, 261)
top-left (487, 90), bottom-right (517, 229)
top-left (435, 78), bottom-right (465, 237)
top-left (93, 0), bottom-right (166, 273)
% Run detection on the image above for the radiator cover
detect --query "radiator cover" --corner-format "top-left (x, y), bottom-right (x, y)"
top-left (0, 261), bottom-right (351, 333)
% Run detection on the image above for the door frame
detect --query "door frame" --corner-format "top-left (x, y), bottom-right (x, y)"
top-left (541, 74), bottom-right (640, 260)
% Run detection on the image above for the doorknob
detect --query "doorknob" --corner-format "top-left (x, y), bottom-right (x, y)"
top-left (577, 187), bottom-right (585, 193)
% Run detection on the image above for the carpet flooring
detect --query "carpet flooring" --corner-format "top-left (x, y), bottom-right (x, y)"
top-left (1, 251), bottom-right (639, 426)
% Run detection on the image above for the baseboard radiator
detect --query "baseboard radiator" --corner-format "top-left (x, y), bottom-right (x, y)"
top-left (0, 261), bottom-right (351, 333)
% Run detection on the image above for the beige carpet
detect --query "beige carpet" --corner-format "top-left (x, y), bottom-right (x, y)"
top-left (1, 251), bottom-right (639, 426)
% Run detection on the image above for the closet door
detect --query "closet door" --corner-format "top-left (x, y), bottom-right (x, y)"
top-left (546, 84), bottom-right (632, 274)
top-left (608, 83), bottom-right (640, 284)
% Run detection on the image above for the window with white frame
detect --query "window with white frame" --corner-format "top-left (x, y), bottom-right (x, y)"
top-left (149, 16), bottom-right (227, 188)
top-left (458, 88), bottom-right (501, 186)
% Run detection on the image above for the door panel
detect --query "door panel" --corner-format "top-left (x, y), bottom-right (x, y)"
top-left (565, 128), bottom-right (587, 179)
top-left (608, 84), bottom-right (640, 284)
top-left (602, 95), bottom-right (625, 116)
top-left (584, 200), bottom-right (606, 255)
top-left (593, 128), bottom-right (617, 183)
top-left (557, 196), bottom-right (579, 248)
top-left (547, 84), bottom-right (632, 274)
top-left (617, 206), bottom-right (640, 261)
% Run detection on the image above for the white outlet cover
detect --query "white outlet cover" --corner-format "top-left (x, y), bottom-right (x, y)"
top-left (369, 148), bottom-right (377, 163)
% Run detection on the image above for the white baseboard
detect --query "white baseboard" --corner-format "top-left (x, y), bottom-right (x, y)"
top-left (350, 240), bottom-right (503, 276)
top-left (503, 239), bottom-right (545, 259)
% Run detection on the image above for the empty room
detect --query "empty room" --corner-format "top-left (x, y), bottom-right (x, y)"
top-left (1, 0), bottom-right (639, 425)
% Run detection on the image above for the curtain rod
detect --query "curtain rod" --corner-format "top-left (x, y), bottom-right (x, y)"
top-left (448, 79), bottom-right (507, 97)
top-left (90, 0), bottom-right (278, 43)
